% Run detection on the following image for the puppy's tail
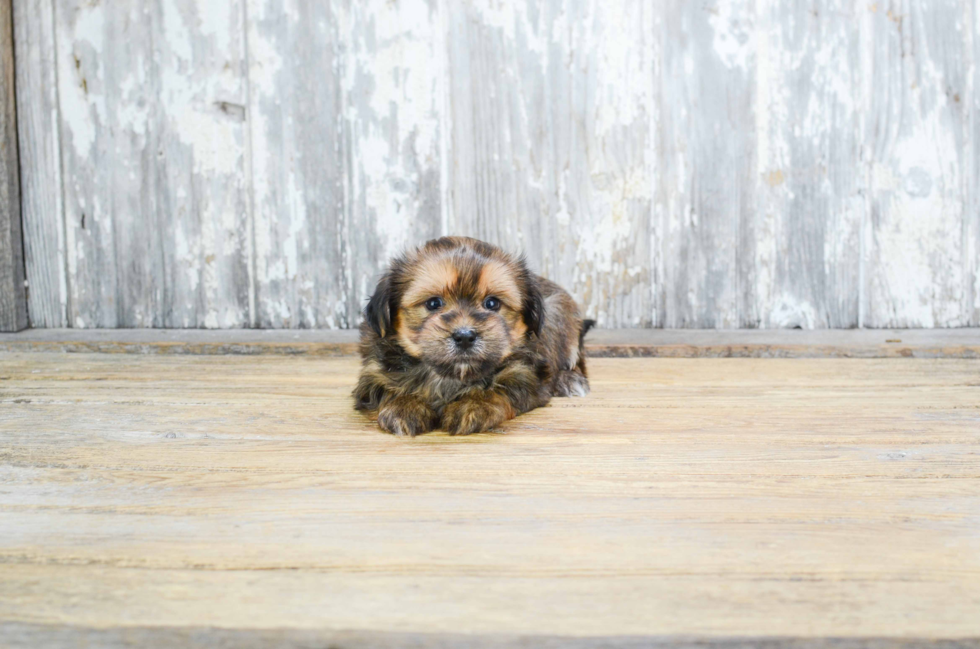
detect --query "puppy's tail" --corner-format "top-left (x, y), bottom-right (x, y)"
top-left (579, 319), bottom-right (596, 346)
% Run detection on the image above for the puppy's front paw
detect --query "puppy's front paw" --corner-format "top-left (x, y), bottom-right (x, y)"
top-left (554, 369), bottom-right (590, 397)
top-left (377, 396), bottom-right (437, 437)
top-left (442, 394), bottom-right (513, 436)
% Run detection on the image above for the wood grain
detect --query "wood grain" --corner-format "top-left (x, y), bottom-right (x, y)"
top-left (342, 0), bottom-right (444, 326)
top-left (1, 353), bottom-right (979, 639)
top-left (3, 625), bottom-right (977, 649)
top-left (245, 0), bottom-right (446, 328)
top-left (246, 0), bottom-right (346, 328)
top-left (971, 0), bottom-right (980, 327)
top-left (657, 0), bottom-right (753, 328)
top-left (862, 1), bottom-right (972, 327)
top-left (447, 0), bottom-right (656, 328)
top-left (0, 0), bottom-right (25, 332)
top-left (13, 2), bottom-right (980, 329)
top-left (743, 0), bottom-right (864, 329)
top-left (12, 0), bottom-right (63, 328)
top-left (52, 0), bottom-right (251, 328)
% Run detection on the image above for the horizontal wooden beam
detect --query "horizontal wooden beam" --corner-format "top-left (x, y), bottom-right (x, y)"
top-left (0, 328), bottom-right (978, 358)
top-left (2, 623), bottom-right (975, 649)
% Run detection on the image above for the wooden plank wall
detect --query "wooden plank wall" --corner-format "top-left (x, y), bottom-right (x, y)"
top-left (12, 0), bottom-right (980, 329)
top-left (0, 0), bottom-right (26, 332)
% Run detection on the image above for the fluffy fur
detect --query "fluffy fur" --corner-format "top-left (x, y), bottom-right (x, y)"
top-left (354, 237), bottom-right (594, 436)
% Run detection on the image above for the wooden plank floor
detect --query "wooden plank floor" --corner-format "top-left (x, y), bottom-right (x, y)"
top-left (1, 352), bottom-right (979, 646)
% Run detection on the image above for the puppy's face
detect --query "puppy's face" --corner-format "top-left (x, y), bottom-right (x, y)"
top-left (366, 238), bottom-right (542, 381)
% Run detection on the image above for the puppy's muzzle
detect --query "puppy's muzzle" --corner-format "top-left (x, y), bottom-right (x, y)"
top-left (451, 328), bottom-right (478, 352)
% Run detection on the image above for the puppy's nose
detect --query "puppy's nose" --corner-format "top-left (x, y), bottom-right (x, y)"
top-left (451, 328), bottom-right (478, 350)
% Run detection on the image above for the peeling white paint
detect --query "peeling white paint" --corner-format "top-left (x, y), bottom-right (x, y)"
top-left (57, 3), bottom-right (104, 158)
top-left (864, 3), bottom-right (968, 328)
top-left (708, 1), bottom-right (753, 71)
top-left (24, 0), bottom-right (977, 329)
top-left (871, 113), bottom-right (964, 326)
top-left (769, 295), bottom-right (818, 329)
top-left (346, 0), bottom-right (442, 265)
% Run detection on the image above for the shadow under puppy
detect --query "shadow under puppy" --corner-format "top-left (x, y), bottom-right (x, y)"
top-left (354, 237), bottom-right (594, 436)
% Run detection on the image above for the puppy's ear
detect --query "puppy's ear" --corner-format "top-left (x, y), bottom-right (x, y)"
top-left (364, 275), bottom-right (394, 337)
top-left (521, 272), bottom-right (544, 337)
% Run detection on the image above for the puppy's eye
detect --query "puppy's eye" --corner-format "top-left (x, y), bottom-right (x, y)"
top-left (424, 297), bottom-right (444, 311)
top-left (483, 296), bottom-right (501, 311)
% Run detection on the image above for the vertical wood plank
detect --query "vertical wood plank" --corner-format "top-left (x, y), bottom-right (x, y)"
top-left (970, 0), bottom-right (979, 326)
top-left (54, 0), bottom-right (116, 327)
top-left (246, 0), bottom-right (346, 328)
top-left (341, 0), bottom-right (445, 324)
top-left (447, 0), bottom-right (656, 327)
top-left (154, 0), bottom-right (251, 328)
top-left (13, 0), bottom-right (66, 327)
top-left (54, 0), bottom-right (250, 328)
top-left (741, 0), bottom-right (864, 329)
top-left (862, 0), bottom-right (972, 328)
top-left (16, 0), bottom-right (980, 330)
top-left (0, 0), bottom-right (26, 331)
top-left (657, 2), bottom-right (757, 328)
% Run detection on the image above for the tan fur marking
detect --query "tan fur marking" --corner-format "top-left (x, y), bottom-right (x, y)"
top-left (477, 260), bottom-right (522, 308)
top-left (377, 394), bottom-right (438, 437)
top-left (442, 390), bottom-right (516, 435)
top-left (494, 361), bottom-right (533, 384)
top-left (402, 257), bottom-right (458, 307)
top-left (395, 316), bottom-right (424, 357)
top-left (507, 313), bottom-right (527, 344)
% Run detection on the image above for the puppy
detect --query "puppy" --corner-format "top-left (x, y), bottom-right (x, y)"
top-left (354, 236), bottom-right (594, 436)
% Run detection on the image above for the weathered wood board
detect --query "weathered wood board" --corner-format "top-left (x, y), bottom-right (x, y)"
top-left (744, 0), bottom-right (864, 329)
top-left (447, 0), bottom-right (657, 328)
top-left (969, 0), bottom-right (979, 328)
top-left (12, 1), bottom-right (980, 329)
top-left (861, 0), bottom-right (973, 328)
top-left (13, 0), bottom-right (65, 328)
top-left (246, 0), bottom-right (343, 329)
top-left (45, 0), bottom-right (251, 328)
top-left (341, 0), bottom-right (445, 326)
top-left (0, 353), bottom-right (979, 642)
top-left (2, 326), bottom-right (980, 358)
top-left (657, 0), bottom-right (750, 328)
top-left (0, 0), bottom-right (26, 332)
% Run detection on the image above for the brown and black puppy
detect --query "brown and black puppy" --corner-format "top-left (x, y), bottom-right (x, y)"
top-left (354, 236), bottom-right (594, 436)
